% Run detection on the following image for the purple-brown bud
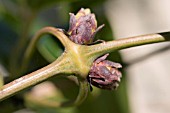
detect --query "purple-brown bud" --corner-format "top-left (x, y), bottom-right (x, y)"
top-left (88, 54), bottom-right (122, 90)
top-left (68, 8), bottom-right (104, 45)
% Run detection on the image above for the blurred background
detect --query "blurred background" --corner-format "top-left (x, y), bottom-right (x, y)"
top-left (0, 0), bottom-right (170, 113)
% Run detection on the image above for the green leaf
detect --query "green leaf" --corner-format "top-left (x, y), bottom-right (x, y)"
top-left (0, 20), bottom-right (18, 69)
top-left (26, 0), bottom-right (77, 11)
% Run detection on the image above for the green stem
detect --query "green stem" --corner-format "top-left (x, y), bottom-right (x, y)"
top-left (87, 32), bottom-right (170, 58)
top-left (1, 27), bottom-right (170, 106)
top-left (59, 79), bottom-right (89, 107)
top-left (21, 27), bottom-right (73, 72)
top-left (74, 79), bottom-right (89, 106)
top-left (0, 27), bottom-right (89, 107)
top-left (0, 53), bottom-right (72, 101)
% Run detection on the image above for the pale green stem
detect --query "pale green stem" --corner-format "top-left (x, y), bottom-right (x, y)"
top-left (21, 27), bottom-right (73, 72)
top-left (0, 53), bottom-right (72, 101)
top-left (1, 28), bottom-right (170, 106)
top-left (0, 27), bottom-right (89, 107)
top-left (87, 32), bottom-right (170, 58)
top-left (74, 79), bottom-right (89, 106)
top-left (60, 79), bottom-right (89, 107)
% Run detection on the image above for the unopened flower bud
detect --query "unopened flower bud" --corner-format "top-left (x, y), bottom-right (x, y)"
top-left (68, 8), bottom-right (104, 45)
top-left (88, 54), bottom-right (122, 90)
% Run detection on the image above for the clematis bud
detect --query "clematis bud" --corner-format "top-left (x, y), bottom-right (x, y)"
top-left (88, 54), bottom-right (122, 90)
top-left (68, 8), bottom-right (104, 45)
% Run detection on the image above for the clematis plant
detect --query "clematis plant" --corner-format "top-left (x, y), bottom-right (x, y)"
top-left (0, 8), bottom-right (169, 107)
top-left (67, 8), bottom-right (122, 90)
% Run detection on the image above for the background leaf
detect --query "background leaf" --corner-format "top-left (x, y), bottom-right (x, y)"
top-left (26, 0), bottom-right (77, 11)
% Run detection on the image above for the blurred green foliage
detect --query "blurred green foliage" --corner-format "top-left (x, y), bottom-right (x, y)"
top-left (0, 0), bottom-right (130, 113)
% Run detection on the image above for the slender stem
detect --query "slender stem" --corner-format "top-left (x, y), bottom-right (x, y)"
top-left (21, 26), bottom-right (90, 106)
top-left (74, 79), bottom-right (89, 106)
top-left (21, 27), bottom-right (73, 72)
top-left (2, 27), bottom-right (170, 105)
top-left (0, 54), bottom-right (72, 101)
top-left (87, 32), bottom-right (170, 58)
top-left (59, 79), bottom-right (89, 107)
